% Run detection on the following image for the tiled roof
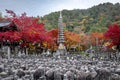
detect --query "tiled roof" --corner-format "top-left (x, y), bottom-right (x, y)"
top-left (0, 21), bottom-right (11, 27)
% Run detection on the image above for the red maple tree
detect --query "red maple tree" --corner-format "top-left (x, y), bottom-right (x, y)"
top-left (5, 10), bottom-right (50, 44)
top-left (104, 25), bottom-right (120, 45)
top-left (104, 24), bottom-right (120, 51)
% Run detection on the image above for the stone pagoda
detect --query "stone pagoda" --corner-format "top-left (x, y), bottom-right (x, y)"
top-left (57, 11), bottom-right (66, 55)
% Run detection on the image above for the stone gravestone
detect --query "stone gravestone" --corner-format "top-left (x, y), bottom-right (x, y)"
top-left (7, 46), bottom-right (10, 60)
top-left (18, 51), bottom-right (22, 57)
top-left (85, 48), bottom-right (95, 59)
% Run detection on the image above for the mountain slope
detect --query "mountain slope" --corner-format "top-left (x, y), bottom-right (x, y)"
top-left (41, 2), bottom-right (120, 33)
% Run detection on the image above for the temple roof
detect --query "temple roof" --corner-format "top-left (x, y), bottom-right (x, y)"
top-left (0, 20), bottom-right (18, 31)
top-left (0, 21), bottom-right (11, 27)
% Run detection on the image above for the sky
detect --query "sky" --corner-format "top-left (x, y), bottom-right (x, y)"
top-left (0, 0), bottom-right (120, 17)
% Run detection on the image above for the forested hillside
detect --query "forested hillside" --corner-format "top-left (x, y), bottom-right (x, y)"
top-left (41, 2), bottom-right (120, 33)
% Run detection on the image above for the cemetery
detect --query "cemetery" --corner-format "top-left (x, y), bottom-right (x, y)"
top-left (0, 6), bottom-right (120, 80)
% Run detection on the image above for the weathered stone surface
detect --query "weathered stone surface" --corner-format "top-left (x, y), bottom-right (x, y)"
top-left (65, 71), bottom-right (75, 80)
top-left (45, 69), bottom-right (54, 80)
top-left (0, 72), bottom-right (8, 78)
top-left (54, 71), bottom-right (64, 80)
top-left (111, 73), bottom-right (120, 80)
top-left (0, 54), bottom-right (119, 80)
top-left (75, 70), bottom-right (86, 80)
top-left (7, 68), bottom-right (14, 76)
top-left (115, 68), bottom-right (120, 75)
top-left (0, 65), bottom-right (4, 73)
top-left (16, 69), bottom-right (25, 78)
top-left (33, 67), bottom-right (46, 80)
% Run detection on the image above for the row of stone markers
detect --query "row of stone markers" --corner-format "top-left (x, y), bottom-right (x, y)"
top-left (0, 54), bottom-right (120, 80)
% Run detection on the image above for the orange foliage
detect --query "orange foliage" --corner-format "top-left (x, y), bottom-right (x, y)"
top-left (90, 32), bottom-right (104, 46)
top-left (64, 31), bottom-right (80, 47)
top-left (79, 33), bottom-right (88, 46)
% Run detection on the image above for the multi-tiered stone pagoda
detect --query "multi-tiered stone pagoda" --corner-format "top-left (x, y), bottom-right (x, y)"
top-left (57, 11), bottom-right (66, 54)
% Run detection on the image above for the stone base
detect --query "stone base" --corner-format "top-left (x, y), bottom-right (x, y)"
top-left (56, 49), bottom-right (67, 56)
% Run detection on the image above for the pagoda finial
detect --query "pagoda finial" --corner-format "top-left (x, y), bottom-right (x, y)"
top-left (60, 11), bottom-right (62, 18)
